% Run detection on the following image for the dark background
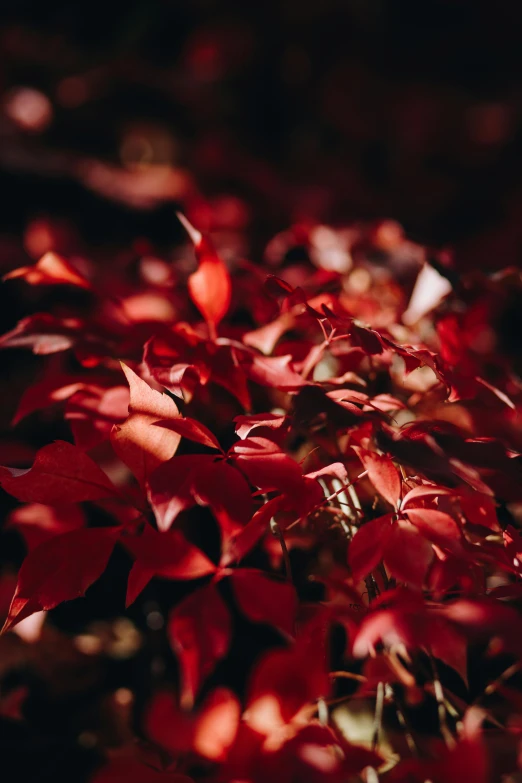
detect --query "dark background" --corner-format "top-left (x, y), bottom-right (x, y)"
top-left (1, 0), bottom-right (522, 275)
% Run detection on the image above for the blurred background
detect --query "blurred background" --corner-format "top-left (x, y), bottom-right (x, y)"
top-left (1, 0), bottom-right (522, 285)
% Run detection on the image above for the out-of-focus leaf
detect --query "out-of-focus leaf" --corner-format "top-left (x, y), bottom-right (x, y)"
top-left (179, 213), bottom-right (231, 333)
top-left (230, 569), bottom-right (297, 636)
top-left (355, 447), bottom-right (401, 507)
top-left (123, 523), bottom-right (216, 606)
top-left (168, 583), bottom-right (231, 709)
top-left (4, 251), bottom-right (92, 289)
top-left (2, 527), bottom-right (120, 633)
top-left (0, 440), bottom-right (116, 504)
top-left (348, 515), bottom-right (393, 584)
top-left (7, 502), bottom-right (85, 550)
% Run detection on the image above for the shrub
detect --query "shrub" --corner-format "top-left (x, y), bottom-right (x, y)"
top-left (1, 216), bottom-right (522, 782)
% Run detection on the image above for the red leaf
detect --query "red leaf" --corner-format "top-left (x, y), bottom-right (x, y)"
top-left (191, 688), bottom-right (241, 761)
top-left (367, 393), bottom-right (407, 412)
top-left (2, 527), bottom-right (120, 633)
top-left (4, 251), bottom-right (92, 289)
top-left (220, 496), bottom-right (283, 567)
top-left (0, 441), bottom-right (116, 504)
top-left (400, 483), bottom-right (454, 508)
top-left (234, 412), bottom-right (288, 440)
top-left (123, 524), bottom-right (216, 606)
top-left (436, 728), bottom-right (489, 783)
top-left (148, 450), bottom-right (249, 534)
top-left (246, 354), bottom-right (307, 390)
top-left (294, 385), bottom-right (369, 430)
top-left (350, 322), bottom-right (384, 355)
top-left (191, 459), bottom-right (252, 542)
top-left (282, 725), bottom-right (383, 783)
top-left (430, 622), bottom-right (469, 686)
top-left (305, 462), bottom-right (349, 483)
top-left (245, 643), bottom-right (328, 734)
top-left (441, 597), bottom-right (522, 651)
top-left (204, 342), bottom-right (252, 410)
top-left (351, 598), bottom-right (433, 658)
top-left (145, 687), bottom-right (240, 763)
top-left (375, 424), bottom-right (495, 495)
top-left (459, 489), bottom-right (500, 531)
top-left (168, 583), bottom-right (231, 709)
top-left (147, 454), bottom-right (216, 532)
top-left (475, 376), bottom-right (515, 410)
top-left (0, 313), bottom-right (78, 355)
top-left (230, 569), bottom-right (297, 636)
top-left (263, 274), bottom-right (294, 297)
top-left (243, 311), bottom-right (296, 354)
top-left (405, 508), bottom-right (463, 554)
top-left (66, 384), bottom-right (129, 449)
top-left (230, 437), bottom-right (306, 500)
top-left (179, 213), bottom-right (231, 332)
top-left (504, 524), bottom-right (522, 564)
top-left (352, 608), bottom-right (408, 658)
top-left (143, 332), bottom-right (210, 403)
top-left (348, 515), bottom-right (393, 584)
top-left (295, 475), bottom-right (327, 516)
top-left (12, 375), bottom-right (88, 425)
top-left (326, 388), bottom-right (368, 406)
top-left (355, 448), bottom-right (401, 507)
top-left (383, 521), bottom-right (433, 588)
top-left (7, 503), bottom-right (85, 550)
top-left (110, 363), bottom-right (181, 484)
top-left (154, 416), bottom-right (222, 451)
top-left (144, 689), bottom-right (199, 759)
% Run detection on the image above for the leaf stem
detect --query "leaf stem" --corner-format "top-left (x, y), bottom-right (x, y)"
top-left (372, 680), bottom-right (385, 751)
top-left (429, 653), bottom-right (456, 749)
top-left (391, 684), bottom-right (419, 756)
top-left (329, 671), bottom-right (367, 683)
top-left (208, 321), bottom-right (218, 342)
top-left (270, 517), bottom-right (293, 583)
top-left (285, 470), bottom-right (368, 532)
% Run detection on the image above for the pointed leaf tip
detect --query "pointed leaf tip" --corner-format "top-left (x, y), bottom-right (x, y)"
top-left (177, 212), bottom-right (202, 246)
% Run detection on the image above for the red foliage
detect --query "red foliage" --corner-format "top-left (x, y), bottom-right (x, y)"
top-left (3, 214), bottom-right (522, 782)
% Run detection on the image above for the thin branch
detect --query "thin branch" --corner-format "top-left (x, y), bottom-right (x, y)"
top-left (390, 684), bottom-right (419, 757)
top-left (317, 317), bottom-right (329, 342)
top-left (372, 680), bottom-right (385, 751)
top-left (344, 479), bottom-right (382, 601)
top-left (317, 697), bottom-right (329, 726)
top-left (484, 660), bottom-right (522, 698)
top-left (365, 573), bottom-right (380, 602)
top-left (207, 321), bottom-right (218, 342)
top-left (429, 654), bottom-right (456, 749)
top-left (329, 476), bottom-right (357, 538)
top-left (347, 480), bottom-right (363, 517)
top-left (377, 562), bottom-right (390, 592)
top-left (270, 517), bottom-right (293, 583)
top-left (285, 470), bottom-right (368, 532)
top-left (312, 692), bottom-right (368, 711)
top-left (329, 671), bottom-right (367, 683)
